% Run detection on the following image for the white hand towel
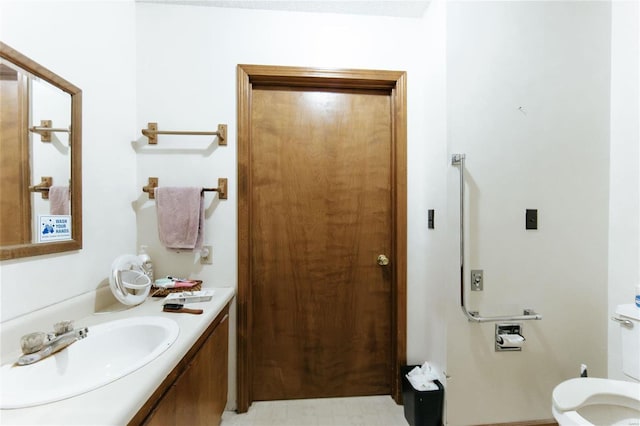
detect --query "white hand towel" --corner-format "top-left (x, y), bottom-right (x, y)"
top-left (155, 187), bottom-right (204, 250)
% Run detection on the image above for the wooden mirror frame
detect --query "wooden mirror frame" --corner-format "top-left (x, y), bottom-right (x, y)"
top-left (0, 42), bottom-right (82, 260)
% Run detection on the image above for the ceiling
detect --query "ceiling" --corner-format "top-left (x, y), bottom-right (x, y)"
top-left (137, 0), bottom-right (431, 18)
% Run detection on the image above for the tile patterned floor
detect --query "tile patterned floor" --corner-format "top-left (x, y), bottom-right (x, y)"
top-left (221, 395), bottom-right (409, 426)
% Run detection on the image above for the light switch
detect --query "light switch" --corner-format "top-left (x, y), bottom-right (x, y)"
top-left (526, 209), bottom-right (538, 230)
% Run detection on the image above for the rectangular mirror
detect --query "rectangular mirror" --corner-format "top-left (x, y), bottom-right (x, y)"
top-left (0, 42), bottom-right (82, 260)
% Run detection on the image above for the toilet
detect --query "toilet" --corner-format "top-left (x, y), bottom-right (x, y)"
top-left (552, 304), bottom-right (640, 426)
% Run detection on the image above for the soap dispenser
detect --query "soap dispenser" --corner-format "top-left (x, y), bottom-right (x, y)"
top-left (138, 245), bottom-right (154, 282)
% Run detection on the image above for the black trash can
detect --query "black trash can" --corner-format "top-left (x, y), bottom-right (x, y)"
top-left (401, 365), bottom-right (444, 426)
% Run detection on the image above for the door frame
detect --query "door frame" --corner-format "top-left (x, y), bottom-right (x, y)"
top-left (237, 64), bottom-right (407, 412)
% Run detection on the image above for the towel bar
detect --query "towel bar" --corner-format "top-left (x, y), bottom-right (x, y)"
top-left (142, 177), bottom-right (159, 199)
top-left (141, 122), bottom-right (227, 146)
top-left (29, 176), bottom-right (52, 199)
top-left (142, 177), bottom-right (227, 200)
top-left (29, 120), bottom-right (70, 142)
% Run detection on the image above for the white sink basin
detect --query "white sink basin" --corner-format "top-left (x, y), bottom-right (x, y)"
top-left (0, 316), bottom-right (179, 409)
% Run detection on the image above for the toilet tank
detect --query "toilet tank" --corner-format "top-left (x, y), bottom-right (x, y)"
top-left (615, 304), bottom-right (640, 381)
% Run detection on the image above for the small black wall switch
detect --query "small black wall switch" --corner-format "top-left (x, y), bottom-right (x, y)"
top-left (526, 209), bottom-right (538, 230)
top-left (428, 209), bottom-right (435, 229)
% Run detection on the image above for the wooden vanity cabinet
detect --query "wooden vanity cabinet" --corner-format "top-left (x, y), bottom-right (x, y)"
top-left (130, 304), bottom-right (229, 426)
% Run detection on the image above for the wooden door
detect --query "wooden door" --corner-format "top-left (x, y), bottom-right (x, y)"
top-left (238, 65), bottom-right (407, 411)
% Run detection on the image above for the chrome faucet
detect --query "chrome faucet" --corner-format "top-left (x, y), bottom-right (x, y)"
top-left (17, 320), bottom-right (89, 366)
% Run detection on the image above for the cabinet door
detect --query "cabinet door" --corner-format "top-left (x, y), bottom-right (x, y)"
top-left (177, 313), bottom-right (229, 425)
top-left (146, 313), bottom-right (229, 426)
top-left (144, 385), bottom-right (177, 426)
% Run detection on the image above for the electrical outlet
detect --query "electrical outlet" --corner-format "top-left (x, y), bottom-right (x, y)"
top-left (200, 245), bottom-right (213, 265)
top-left (471, 270), bottom-right (483, 291)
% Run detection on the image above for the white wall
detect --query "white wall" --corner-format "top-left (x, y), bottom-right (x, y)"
top-left (0, 1), bottom-right (625, 424)
top-left (445, 2), bottom-right (611, 424)
top-left (0, 0), bottom-right (138, 321)
top-left (412, 0), bottom-right (451, 386)
top-left (134, 2), bottom-right (439, 410)
top-left (608, 0), bottom-right (640, 381)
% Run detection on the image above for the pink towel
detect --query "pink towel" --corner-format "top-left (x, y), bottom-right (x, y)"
top-left (155, 187), bottom-right (204, 250)
top-left (49, 186), bottom-right (70, 215)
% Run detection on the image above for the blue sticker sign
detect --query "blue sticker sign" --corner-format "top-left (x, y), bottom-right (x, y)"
top-left (38, 215), bottom-right (71, 242)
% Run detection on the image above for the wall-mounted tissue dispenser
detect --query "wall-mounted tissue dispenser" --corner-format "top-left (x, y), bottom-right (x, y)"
top-left (495, 323), bottom-right (525, 352)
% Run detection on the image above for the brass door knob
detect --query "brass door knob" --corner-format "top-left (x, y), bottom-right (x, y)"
top-left (377, 254), bottom-right (390, 266)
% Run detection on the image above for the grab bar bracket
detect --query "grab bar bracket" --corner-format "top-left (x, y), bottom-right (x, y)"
top-left (451, 153), bottom-right (465, 165)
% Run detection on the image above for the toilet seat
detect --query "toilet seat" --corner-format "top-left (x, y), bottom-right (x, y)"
top-left (554, 378), bottom-right (640, 411)
top-left (552, 378), bottom-right (640, 426)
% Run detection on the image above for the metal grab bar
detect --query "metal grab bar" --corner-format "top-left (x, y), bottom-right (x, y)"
top-left (451, 153), bottom-right (542, 323)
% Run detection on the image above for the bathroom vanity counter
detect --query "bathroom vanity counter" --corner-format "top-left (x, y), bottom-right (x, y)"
top-left (0, 286), bottom-right (234, 425)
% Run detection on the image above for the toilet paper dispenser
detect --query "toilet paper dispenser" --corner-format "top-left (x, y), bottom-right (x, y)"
top-left (495, 323), bottom-right (525, 352)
